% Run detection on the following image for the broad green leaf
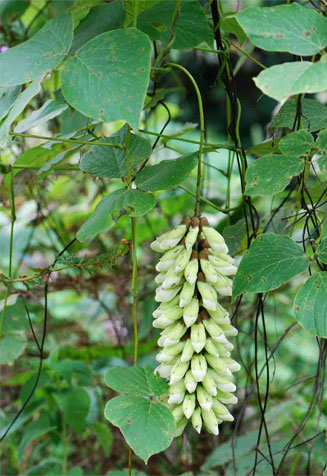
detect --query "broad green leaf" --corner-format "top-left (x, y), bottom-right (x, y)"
top-left (55, 387), bottom-right (90, 432)
top-left (316, 128), bottom-right (327, 173)
top-left (279, 130), bottom-right (313, 156)
top-left (104, 395), bottom-right (174, 463)
top-left (236, 4), bottom-right (327, 56)
top-left (70, 0), bottom-right (125, 53)
top-left (245, 154), bottom-right (304, 196)
top-left (92, 422), bottom-right (113, 455)
top-left (294, 273), bottom-right (327, 338)
top-left (318, 156), bottom-right (327, 179)
top-left (317, 238), bottom-right (327, 264)
top-left (0, 333), bottom-right (26, 365)
top-left (105, 365), bottom-right (168, 397)
top-left (0, 86), bottom-right (21, 121)
top-left (233, 233), bottom-right (309, 298)
top-left (37, 145), bottom-right (80, 180)
top-left (14, 100), bottom-right (68, 133)
top-left (254, 60), bottom-right (327, 103)
top-left (272, 98), bottom-right (327, 133)
top-left (221, 15), bottom-right (247, 45)
top-left (223, 219), bottom-right (247, 255)
top-left (135, 153), bottom-right (197, 191)
top-left (0, 79), bottom-right (41, 146)
top-left (18, 414), bottom-right (55, 459)
top-left (137, 0), bottom-right (212, 49)
top-left (80, 134), bottom-right (151, 178)
top-left (76, 188), bottom-right (156, 241)
top-left (61, 28), bottom-right (151, 130)
top-left (0, 14), bottom-right (73, 87)
top-left (0, 0), bottom-right (28, 21)
top-left (246, 139), bottom-right (280, 157)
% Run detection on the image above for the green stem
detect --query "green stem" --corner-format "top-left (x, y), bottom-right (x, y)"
top-left (178, 185), bottom-right (239, 213)
top-left (133, 0), bottom-right (139, 27)
top-left (195, 43), bottom-right (266, 70)
top-left (165, 63), bottom-right (205, 216)
top-left (152, 0), bottom-right (182, 68)
top-left (9, 132), bottom-right (124, 149)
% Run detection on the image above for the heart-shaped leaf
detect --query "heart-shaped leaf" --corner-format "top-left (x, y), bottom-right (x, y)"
top-left (62, 28), bottom-right (151, 130)
top-left (105, 365), bottom-right (168, 397)
top-left (104, 395), bottom-right (175, 463)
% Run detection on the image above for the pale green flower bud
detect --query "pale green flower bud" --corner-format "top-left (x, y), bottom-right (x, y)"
top-left (190, 322), bottom-right (206, 353)
top-left (161, 321), bottom-right (187, 346)
top-left (174, 417), bottom-right (188, 437)
top-left (156, 224), bottom-right (187, 250)
top-left (157, 334), bottom-right (168, 347)
top-left (160, 305), bottom-right (183, 321)
top-left (183, 297), bottom-right (199, 327)
top-left (155, 259), bottom-right (174, 272)
top-left (155, 363), bottom-right (174, 378)
top-left (184, 370), bottom-right (197, 393)
top-left (179, 281), bottom-right (195, 307)
top-left (215, 340), bottom-right (234, 353)
top-left (155, 285), bottom-right (182, 303)
top-left (160, 244), bottom-right (185, 262)
top-left (205, 353), bottom-right (228, 373)
top-left (204, 338), bottom-right (220, 357)
top-left (170, 359), bottom-right (189, 385)
top-left (197, 385), bottom-right (213, 411)
top-left (157, 341), bottom-right (184, 362)
top-left (168, 380), bottom-right (186, 405)
top-left (175, 248), bottom-right (192, 272)
top-left (180, 339), bottom-right (194, 362)
top-left (197, 281), bottom-right (218, 311)
top-left (153, 316), bottom-right (174, 329)
top-left (209, 370), bottom-right (236, 393)
top-left (201, 408), bottom-right (219, 435)
top-left (212, 399), bottom-right (234, 422)
top-left (202, 226), bottom-right (228, 254)
top-left (171, 404), bottom-right (184, 421)
top-left (162, 268), bottom-right (184, 289)
top-left (208, 302), bottom-right (229, 319)
top-left (216, 389), bottom-right (238, 404)
top-left (208, 255), bottom-right (237, 275)
top-left (155, 272), bottom-right (166, 285)
top-left (219, 323), bottom-right (238, 337)
top-left (203, 319), bottom-right (227, 344)
top-left (191, 354), bottom-right (207, 382)
top-left (150, 240), bottom-right (164, 252)
top-left (191, 407), bottom-right (202, 433)
top-left (213, 275), bottom-right (233, 296)
top-left (222, 356), bottom-right (241, 372)
top-left (202, 371), bottom-right (217, 396)
top-left (185, 225), bottom-right (199, 249)
top-left (184, 259), bottom-right (199, 285)
top-left (200, 259), bottom-right (218, 284)
top-left (182, 393), bottom-right (196, 419)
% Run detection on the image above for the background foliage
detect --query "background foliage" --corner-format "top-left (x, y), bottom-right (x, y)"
top-left (0, 0), bottom-right (326, 475)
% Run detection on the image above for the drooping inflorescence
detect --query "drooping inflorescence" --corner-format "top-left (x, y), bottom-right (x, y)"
top-left (151, 216), bottom-right (240, 436)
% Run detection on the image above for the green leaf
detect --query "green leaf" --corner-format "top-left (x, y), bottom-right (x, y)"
top-left (80, 133), bottom-right (151, 178)
top-left (221, 14), bottom-right (247, 45)
top-left (223, 219), bottom-right (247, 255)
top-left (61, 28), bottom-right (151, 130)
top-left (317, 238), bottom-right (327, 264)
top-left (0, 79), bottom-right (41, 146)
top-left (92, 422), bottom-right (113, 455)
top-left (55, 387), bottom-right (91, 432)
top-left (105, 365), bottom-right (168, 397)
top-left (0, 333), bottom-right (26, 365)
top-left (0, 86), bottom-right (21, 121)
top-left (137, 0), bottom-right (212, 49)
top-left (233, 233), bottom-right (309, 298)
top-left (70, 0), bottom-right (125, 53)
top-left (294, 273), bottom-right (327, 338)
top-left (236, 4), bottom-right (327, 56)
top-left (0, 14), bottom-right (73, 87)
top-left (254, 60), bottom-right (327, 103)
top-left (14, 100), bottom-right (68, 133)
top-left (279, 130), bottom-right (314, 156)
top-left (245, 154), bottom-right (304, 196)
top-left (104, 395), bottom-right (174, 463)
top-left (246, 139), bottom-right (280, 157)
top-left (135, 153), bottom-right (197, 191)
top-left (318, 156), bottom-right (327, 179)
top-left (272, 98), bottom-right (327, 133)
top-left (76, 188), bottom-right (156, 241)
top-left (0, 0), bottom-right (28, 22)
top-left (18, 414), bottom-right (55, 459)
top-left (316, 128), bottom-right (327, 167)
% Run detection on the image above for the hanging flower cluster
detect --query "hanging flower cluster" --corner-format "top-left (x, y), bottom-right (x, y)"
top-left (151, 217), bottom-right (240, 436)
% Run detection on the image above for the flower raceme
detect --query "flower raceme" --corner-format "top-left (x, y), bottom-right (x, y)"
top-left (151, 217), bottom-right (240, 436)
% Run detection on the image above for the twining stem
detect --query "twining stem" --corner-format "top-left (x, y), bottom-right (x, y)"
top-left (178, 185), bottom-right (240, 213)
top-left (0, 168), bottom-right (16, 345)
top-left (166, 63), bottom-right (205, 217)
top-left (194, 44), bottom-right (267, 70)
top-left (125, 127), bottom-right (138, 476)
top-left (133, 0), bottom-right (139, 28)
top-left (9, 132), bottom-right (124, 149)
